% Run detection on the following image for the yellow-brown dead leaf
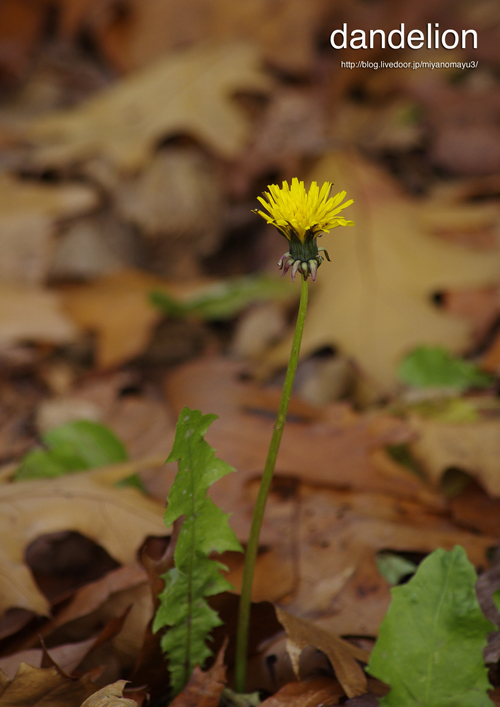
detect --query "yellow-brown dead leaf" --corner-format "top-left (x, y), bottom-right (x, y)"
top-left (0, 464), bottom-right (165, 616)
top-left (409, 413), bottom-right (500, 498)
top-left (80, 680), bottom-right (137, 707)
top-left (0, 280), bottom-right (79, 345)
top-left (59, 269), bottom-right (219, 369)
top-left (0, 174), bottom-right (98, 284)
top-left (0, 663), bottom-right (96, 706)
top-left (25, 42), bottom-right (271, 173)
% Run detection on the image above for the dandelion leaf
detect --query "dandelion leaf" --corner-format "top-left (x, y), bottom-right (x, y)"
top-left (153, 407), bottom-right (243, 695)
top-left (15, 420), bottom-right (128, 480)
top-left (368, 545), bottom-right (495, 707)
top-left (398, 346), bottom-right (493, 392)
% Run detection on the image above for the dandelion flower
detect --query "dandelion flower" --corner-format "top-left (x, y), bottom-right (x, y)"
top-left (254, 178), bottom-right (354, 281)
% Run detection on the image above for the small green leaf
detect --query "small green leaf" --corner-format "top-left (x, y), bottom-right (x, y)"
top-left (150, 274), bottom-right (295, 321)
top-left (368, 546), bottom-right (495, 707)
top-left (153, 408), bottom-right (243, 695)
top-left (376, 552), bottom-right (417, 585)
top-left (397, 346), bottom-right (493, 392)
top-left (15, 420), bottom-right (128, 480)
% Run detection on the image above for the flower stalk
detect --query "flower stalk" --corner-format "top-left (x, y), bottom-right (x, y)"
top-left (234, 274), bottom-right (309, 693)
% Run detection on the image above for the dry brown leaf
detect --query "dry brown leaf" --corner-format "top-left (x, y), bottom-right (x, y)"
top-left (94, 0), bottom-right (330, 74)
top-left (225, 478), bottom-right (495, 636)
top-left (25, 42), bottom-right (271, 173)
top-left (0, 464), bottom-right (165, 617)
top-left (162, 357), bottom-right (493, 635)
top-left (169, 640), bottom-right (227, 707)
top-left (59, 269), bottom-right (170, 369)
top-left (259, 676), bottom-right (344, 707)
top-left (0, 0), bottom-right (44, 80)
top-left (260, 151), bottom-right (500, 395)
top-left (164, 357), bottom-right (435, 503)
top-left (115, 147), bottom-right (224, 278)
top-left (80, 680), bottom-right (136, 707)
top-left (41, 563), bottom-right (148, 635)
top-left (409, 413), bottom-right (500, 497)
top-left (0, 637), bottom-right (95, 680)
top-left (275, 607), bottom-right (368, 699)
top-left (0, 280), bottom-right (79, 346)
top-left (0, 174), bottom-right (98, 284)
top-left (0, 663), bottom-right (96, 706)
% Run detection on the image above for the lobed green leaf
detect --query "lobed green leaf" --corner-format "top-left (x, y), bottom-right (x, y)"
top-left (153, 407), bottom-right (243, 695)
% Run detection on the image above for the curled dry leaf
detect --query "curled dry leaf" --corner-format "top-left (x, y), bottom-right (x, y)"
top-left (275, 607), bottom-right (369, 699)
top-left (0, 463), bottom-right (165, 616)
top-left (25, 42), bottom-right (271, 174)
top-left (259, 151), bottom-right (500, 395)
top-left (80, 680), bottom-right (137, 707)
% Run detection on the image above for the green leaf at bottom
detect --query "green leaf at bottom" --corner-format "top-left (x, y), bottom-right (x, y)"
top-left (368, 546), bottom-right (494, 707)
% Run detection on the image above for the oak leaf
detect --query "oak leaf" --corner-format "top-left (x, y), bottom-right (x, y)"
top-left (409, 412), bottom-right (500, 498)
top-left (25, 42), bottom-right (271, 174)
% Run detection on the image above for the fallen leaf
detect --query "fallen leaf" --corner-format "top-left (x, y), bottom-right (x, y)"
top-left (59, 269), bottom-right (171, 369)
top-left (25, 42), bottom-right (271, 173)
top-left (163, 357), bottom-right (433, 502)
top-left (449, 479), bottom-right (500, 538)
top-left (259, 151), bottom-right (500, 395)
top-left (0, 280), bottom-right (79, 346)
top-left (227, 480), bottom-right (495, 638)
top-left (80, 680), bottom-right (137, 707)
top-left (59, 269), bottom-right (236, 368)
top-left (0, 0), bottom-right (55, 81)
top-left (114, 146), bottom-right (224, 278)
top-left (0, 637), bottom-right (95, 680)
top-left (93, 0), bottom-right (330, 74)
top-left (41, 563), bottom-right (149, 635)
top-left (408, 413), bottom-right (500, 497)
top-left (275, 607), bottom-right (368, 698)
top-left (0, 174), bottom-right (98, 284)
top-left (259, 676), bottom-right (344, 707)
top-left (169, 639), bottom-right (227, 707)
top-left (0, 464), bottom-right (165, 616)
top-left (0, 663), bottom-right (96, 706)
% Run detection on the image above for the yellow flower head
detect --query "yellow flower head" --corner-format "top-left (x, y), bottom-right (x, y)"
top-left (254, 178), bottom-right (354, 281)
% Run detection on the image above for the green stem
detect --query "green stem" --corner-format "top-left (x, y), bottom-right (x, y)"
top-left (234, 275), bottom-right (309, 693)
